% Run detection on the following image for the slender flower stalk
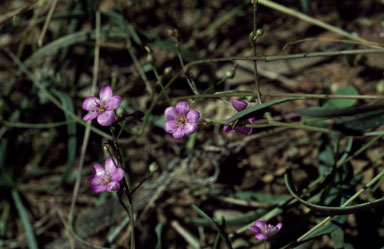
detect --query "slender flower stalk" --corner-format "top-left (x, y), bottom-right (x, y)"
top-left (164, 101), bottom-right (200, 139)
top-left (82, 85), bottom-right (122, 126)
top-left (249, 221), bottom-right (282, 241)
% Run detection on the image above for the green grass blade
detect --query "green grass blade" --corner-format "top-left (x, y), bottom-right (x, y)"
top-left (11, 189), bottom-right (38, 249)
top-left (52, 90), bottom-right (77, 183)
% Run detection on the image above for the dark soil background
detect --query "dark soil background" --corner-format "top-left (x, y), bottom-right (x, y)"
top-left (1, 0), bottom-right (384, 249)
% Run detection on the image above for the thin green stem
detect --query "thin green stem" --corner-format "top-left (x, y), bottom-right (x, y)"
top-left (185, 49), bottom-right (384, 68)
top-left (173, 92), bottom-right (384, 101)
top-left (126, 41), bottom-right (152, 96)
top-left (251, 0), bottom-right (262, 103)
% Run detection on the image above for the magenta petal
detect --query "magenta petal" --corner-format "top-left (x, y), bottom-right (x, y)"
top-left (172, 128), bottom-right (185, 139)
top-left (105, 157), bottom-right (117, 174)
top-left (175, 101), bottom-right (189, 115)
top-left (107, 181), bottom-right (120, 192)
top-left (97, 111), bottom-right (115, 126)
top-left (276, 223), bottom-right (283, 231)
top-left (186, 110), bottom-right (200, 123)
top-left (82, 97), bottom-right (99, 110)
top-left (165, 107), bottom-right (178, 120)
top-left (249, 225), bottom-right (261, 233)
top-left (83, 112), bottom-right (99, 121)
top-left (164, 120), bottom-right (178, 133)
top-left (112, 168), bottom-right (124, 181)
top-left (92, 164), bottom-right (105, 176)
top-left (90, 184), bottom-right (107, 193)
top-left (107, 96), bottom-right (121, 110)
top-left (231, 99), bottom-right (247, 112)
top-left (223, 125), bottom-right (236, 133)
top-left (99, 85), bottom-right (113, 102)
top-left (255, 233), bottom-right (268, 241)
top-left (254, 221), bottom-right (267, 230)
top-left (183, 122), bottom-right (197, 135)
top-left (237, 126), bottom-right (252, 135)
top-left (90, 176), bottom-right (104, 186)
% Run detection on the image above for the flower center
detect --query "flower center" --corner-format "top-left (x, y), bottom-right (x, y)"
top-left (176, 115), bottom-right (186, 126)
top-left (96, 101), bottom-right (108, 113)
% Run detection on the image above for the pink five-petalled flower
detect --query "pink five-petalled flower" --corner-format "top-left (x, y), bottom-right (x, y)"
top-left (249, 221), bottom-right (282, 241)
top-left (223, 99), bottom-right (255, 135)
top-left (87, 157), bottom-right (125, 193)
top-left (82, 85), bottom-right (121, 126)
top-left (164, 101), bottom-right (200, 139)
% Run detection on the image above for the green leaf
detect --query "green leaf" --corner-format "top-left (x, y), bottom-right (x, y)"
top-left (300, 0), bottom-right (310, 12)
top-left (11, 189), bottom-right (38, 249)
top-left (334, 109), bottom-right (384, 134)
top-left (323, 87), bottom-right (358, 108)
top-left (306, 215), bottom-right (347, 240)
top-left (234, 191), bottom-right (291, 204)
top-left (226, 97), bottom-right (300, 123)
top-left (331, 227), bottom-right (344, 249)
top-left (155, 223), bottom-right (163, 249)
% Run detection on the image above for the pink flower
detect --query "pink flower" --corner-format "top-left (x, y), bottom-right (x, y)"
top-left (82, 85), bottom-right (121, 126)
top-left (164, 101), bottom-right (200, 139)
top-left (87, 157), bottom-right (125, 193)
top-left (223, 100), bottom-right (255, 135)
top-left (249, 221), bottom-right (282, 241)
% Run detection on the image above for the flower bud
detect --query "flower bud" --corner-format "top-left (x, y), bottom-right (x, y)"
top-left (163, 66), bottom-right (172, 76)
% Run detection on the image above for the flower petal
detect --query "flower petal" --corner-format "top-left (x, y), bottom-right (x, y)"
top-left (164, 120), bottom-right (178, 134)
top-left (183, 122), bottom-right (197, 135)
top-left (112, 168), bottom-right (124, 181)
top-left (90, 184), bottom-right (107, 193)
top-left (172, 128), bottom-right (185, 139)
top-left (99, 85), bottom-right (113, 102)
top-left (83, 112), bottom-right (99, 122)
top-left (255, 233), bottom-right (269, 241)
top-left (275, 222), bottom-right (283, 231)
top-left (186, 110), bottom-right (200, 123)
top-left (237, 126), bottom-right (252, 135)
top-left (82, 97), bottom-right (100, 110)
top-left (89, 176), bottom-right (104, 186)
top-left (249, 225), bottom-right (261, 233)
top-left (91, 163), bottom-right (105, 177)
top-left (107, 181), bottom-right (120, 192)
top-left (97, 111), bottom-right (115, 126)
top-left (107, 96), bottom-right (121, 110)
top-left (231, 99), bottom-right (247, 112)
top-left (105, 157), bottom-right (118, 175)
top-left (223, 125), bottom-right (236, 133)
top-left (254, 221), bottom-right (267, 230)
top-left (165, 107), bottom-right (178, 120)
top-left (175, 101), bottom-right (189, 115)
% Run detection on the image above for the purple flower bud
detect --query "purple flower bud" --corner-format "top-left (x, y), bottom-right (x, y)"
top-left (249, 221), bottom-right (282, 241)
top-left (82, 85), bottom-right (122, 126)
top-left (87, 157), bottom-right (125, 193)
top-left (164, 101), bottom-right (200, 139)
top-left (223, 100), bottom-right (254, 135)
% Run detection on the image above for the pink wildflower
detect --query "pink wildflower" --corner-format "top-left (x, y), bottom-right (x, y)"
top-left (223, 100), bottom-right (255, 135)
top-left (164, 101), bottom-right (200, 139)
top-left (249, 221), bottom-right (282, 241)
top-left (87, 157), bottom-right (125, 193)
top-left (82, 85), bottom-right (121, 126)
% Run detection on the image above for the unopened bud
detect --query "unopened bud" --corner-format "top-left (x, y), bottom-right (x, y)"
top-left (256, 29), bottom-right (264, 37)
top-left (163, 66), bottom-right (172, 76)
top-left (146, 54), bottom-right (153, 64)
top-left (225, 64), bottom-right (237, 79)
